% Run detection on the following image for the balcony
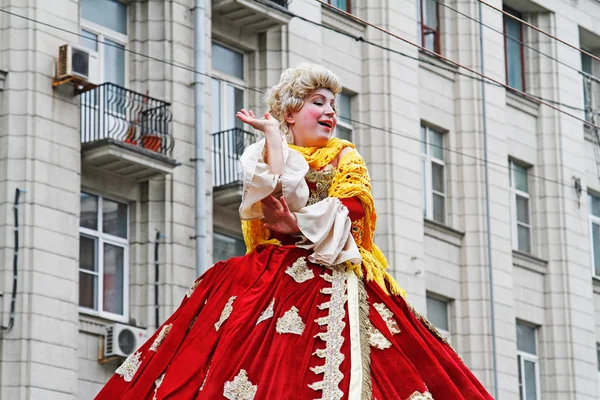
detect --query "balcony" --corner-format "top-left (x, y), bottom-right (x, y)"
top-left (80, 83), bottom-right (179, 182)
top-left (212, 0), bottom-right (291, 33)
top-left (213, 128), bottom-right (256, 208)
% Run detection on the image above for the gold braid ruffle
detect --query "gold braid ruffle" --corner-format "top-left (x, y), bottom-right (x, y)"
top-left (241, 138), bottom-right (406, 297)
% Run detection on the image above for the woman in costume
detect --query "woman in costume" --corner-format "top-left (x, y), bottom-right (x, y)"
top-left (96, 64), bottom-right (493, 400)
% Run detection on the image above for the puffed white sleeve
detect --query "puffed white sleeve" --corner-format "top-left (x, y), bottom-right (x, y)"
top-left (294, 197), bottom-right (362, 266)
top-left (239, 136), bottom-right (310, 220)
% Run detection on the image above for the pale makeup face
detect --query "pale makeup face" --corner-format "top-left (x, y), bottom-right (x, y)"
top-left (286, 88), bottom-right (337, 147)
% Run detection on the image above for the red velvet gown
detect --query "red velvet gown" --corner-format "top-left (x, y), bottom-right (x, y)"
top-left (95, 180), bottom-right (493, 400)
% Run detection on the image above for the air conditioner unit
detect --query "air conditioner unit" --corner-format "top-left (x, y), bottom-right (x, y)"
top-left (105, 323), bottom-right (150, 358)
top-left (56, 43), bottom-right (99, 85)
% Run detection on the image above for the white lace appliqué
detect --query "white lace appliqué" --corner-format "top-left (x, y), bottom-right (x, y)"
top-left (407, 391), bottom-right (434, 400)
top-left (285, 256), bottom-right (314, 283)
top-left (369, 325), bottom-right (392, 350)
top-left (115, 351), bottom-right (142, 382)
top-left (373, 303), bottom-right (401, 335)
top-left (150, 323), bottom-right (173, 351)
top-left (308, 268), bottom-right (347, 400)
top-left (276, 306), bottom-right (305, 335)
top-left (256, 298), bottom-right (275, 325)
top-left (223, 369), bottom-right (257, 400)
top-left (153, 373), bottom-right (165, 400)
top-left (186, 278), bottom-right (202, 298)
top-left (215, 296), bottom-right (237, 331)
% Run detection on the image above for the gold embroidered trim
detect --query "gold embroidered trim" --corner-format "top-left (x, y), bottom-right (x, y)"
top-left (308, 267), bottom-right (347, 400)
top-left (285, 257), bottom-right (314, 283)
top-left (373, 303), bottom-right (401, 335)
top-left (305, 166), bottom-right (336, 206)
top-left (358, 279), bottom-right (373, 400)
top-left (215, 296), bottom-right (237, 331)
top-left (199, 365), bottom-right (210, 392)
top-left (153, 373), bottom-right (165, 400)
top-left (406, 302), bottom-right (457, 355)
top-left (407, 391), bottom-right (434, 400)
top-left (368, 325), bottom-right (391, 350)
top-left (276, 306), bottom-right (305, 335)
top-left (256, 298), bottom-right (275, 325)
top-left (223, 369), bottom-right (257, 400)
top-left (150, 324), bottom-right (173, 352)
top-left (115, 351), bottom-right (142, 382)
top-left (186, 278), bottom-right (202, 298)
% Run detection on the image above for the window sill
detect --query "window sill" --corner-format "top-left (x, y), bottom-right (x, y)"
top-left (423, 218), bottom-right (464, 247)
top-left (506, 89), bottom-right (540, 117)
top-left (592, 276), bottom-right (600, 295)
top-left (321, 5), bottom-right (366, 38)
top-left (512, 250), bottom-right (548, 275)
top-left (418, 50), bottom-right (458, 82)
top-left (79, 309), bottom-right (131, 335)
top-left (584, 123), bottom-right (595, 142)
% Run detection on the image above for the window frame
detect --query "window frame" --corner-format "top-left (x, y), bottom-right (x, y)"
top-left (327, 0), bottom-right (351, 13)
top-left (421, 125), bottom-right (447, 224)
top-left (418, 0), bottom-right (441, 54)
top-left (509, 159), bottom-right (532, 253)
top-left (79, 192), bottom-right (130, 323)
top-left (516, 323), bottom-right (541, 400)
top-left (210, 41), bottom-right (247, 133)
top-left (581, 50), bottom-right (594, 122)
top-left (589, 193), bottom-right (600, 278)
top-left (81, 13), bottom-right (129, 86)
top-left (426, 294), bottom-right (451, 342)
top-left (336, 92), bottom-right (354, 142)
top-left (503, 6), bottom-right (526, 92)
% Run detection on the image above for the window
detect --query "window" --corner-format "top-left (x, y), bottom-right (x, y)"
top-left (80, 0), bottom-right (128, 86)
top-left (336, 92), bottom-right (353, 142)
top-left (589, 194), bottom-right (600, 277)
top-left (211, 42), bottom-right (246, 186)
top-left (582, 51), bottom-right (593, 122)
top-left (426, 295), bottom-right (450, 340)
top-left (421, 125), bottom-right (446, 224)
top-left (213, 232), bottom-right (246, 263)
top-left (516, 322), bottom-right (540, 400)
top-left (509, 160), bottom-right (532, 253)
top-left (504, 7), bottom-right (525, 91)
top-left (417, 0), bottom-right (440, 53)
top-left (211, 42), bottom-right (245, 133)
top-left (79, 192), bottom-right (129, 320)
top-left (327, 0), bottom-right (350, 13)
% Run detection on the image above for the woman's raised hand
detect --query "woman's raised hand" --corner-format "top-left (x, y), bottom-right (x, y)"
top-left (236, 109), bottom-right (280, 137)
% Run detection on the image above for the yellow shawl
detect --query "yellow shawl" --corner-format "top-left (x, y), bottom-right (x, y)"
top-left (241, 137), bottom-right (405, 297)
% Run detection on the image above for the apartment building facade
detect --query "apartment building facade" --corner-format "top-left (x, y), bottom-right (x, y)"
top-left (1, 0), bottom-right (600, 398)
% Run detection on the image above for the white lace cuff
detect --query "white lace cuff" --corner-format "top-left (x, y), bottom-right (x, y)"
top-left (239, 137), bottom-right (309, 220)
top-left (295, 197), bottom-right (362, 266)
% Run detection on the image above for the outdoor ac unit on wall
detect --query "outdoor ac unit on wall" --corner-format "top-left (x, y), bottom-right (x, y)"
top-left (105, 323), bottom-right (149, 358)
top-left (56, 43), bottom-right (99, 85)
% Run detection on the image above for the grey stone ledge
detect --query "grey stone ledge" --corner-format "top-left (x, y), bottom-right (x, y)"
top-left (0, 70), bottom-right (8, 91)
top-left (423, 218), bottom-right (464, 247)
top-left (512, 249), bottom-right (548, 275)
top-left (592, 276), bottom-right (600, 294)
top-left (419, 51), bottom-right (457, 82)
top-left (506, 89), bottom-right (540, 118)
top-left (321, 5), bottom-right (366, 38)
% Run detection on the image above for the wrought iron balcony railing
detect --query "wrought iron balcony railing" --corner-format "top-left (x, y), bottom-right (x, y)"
top-left (80, 83), bottom-right (173, 155)
top-left (212, 128), bottom-right (257, 188)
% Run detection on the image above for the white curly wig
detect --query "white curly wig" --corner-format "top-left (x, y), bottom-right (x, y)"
top-left (264, 64), bottom-right (342, 143)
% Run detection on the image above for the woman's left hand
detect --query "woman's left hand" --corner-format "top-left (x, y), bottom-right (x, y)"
top-left (261, 196), bottom-right (301, 235)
